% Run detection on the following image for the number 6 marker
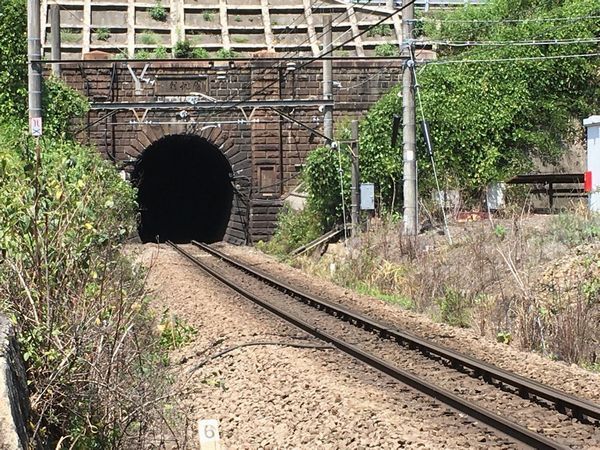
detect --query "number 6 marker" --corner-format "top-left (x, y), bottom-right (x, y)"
top-left (198, 419), bottom-right (221, 450)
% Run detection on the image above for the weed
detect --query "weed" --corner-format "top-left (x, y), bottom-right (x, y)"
top-left (374, 43), bottom-right (398, 57)
top-left (95, 27), bottom-right (110, 41)
top-left (136, 49), bottom-right (153, 59)
top-left (232, 36), bottom-right (248, 43)
top-left (173, 39), bottom-right (193, 58)
top-left (140, 30), bottom-right (158, 45)
top-left (258, 206), bottom-right (322, 257)
top-left (203, 10), bottom-right (216, 21)
top-left (216, 48), bottom-right (238, 58)
top-left (494, 224), bottom-right (507, 240)
top-left (355, 283), bottom-right (414, 309)
top-left (550, 211), bottom-right (600, 247)
top-left (154, 45), bottom-right (169, 58)
top-left (60, 29), bottom-right (80, 44)
top-left (192, 47), bottom-right (209, 58)
top-left (437, 288), bottom-right (472, 328)
top-left (149, 1), bottom-right (168, 22)
top-left (496, 331), bottom-right (512, 344)
top-left (234, 15), bottom-right (242, 22)
top-left (367, 24), bottom-right (392, 38)
top-left (158, 310), bottom-right (197, 351)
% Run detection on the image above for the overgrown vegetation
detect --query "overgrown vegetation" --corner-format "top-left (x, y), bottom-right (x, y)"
top-left (60, 29), bottom-right (80, 44)
top-left (374, 43), bottom-right (398, 56)
top-left (149, 1), bottom-right (168, 22)
top-left (294, 213), bottom-right (600, 367)
top-left (140, 30), bottom-right (159, 46)
top-left (263, 0), bottom-right (600, 370)
top-left (95, 27), bottom-right (110, 41)
top-left (216, 48), bottom-right (238, 58)
top-left (0, 0), bottom-right (172, 445)
top-left (367, 24), bottom-right (392, 38)
top-left (192, 47), bottom-right (209, 58)
top-left (173, 39), bottom-right (193, 58)
top-left (203, 10), bottom-right (216, 22)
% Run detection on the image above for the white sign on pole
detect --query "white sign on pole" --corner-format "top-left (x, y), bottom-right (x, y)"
top-left (31, 117), bottom-right (43, 137)
top-left (198, 419), bottom-right (221, 450)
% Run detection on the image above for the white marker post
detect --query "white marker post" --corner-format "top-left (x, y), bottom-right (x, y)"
top-left (584, 115), bottom-right (600, 212)
top-left (198, 419), bottom-right (221, 450)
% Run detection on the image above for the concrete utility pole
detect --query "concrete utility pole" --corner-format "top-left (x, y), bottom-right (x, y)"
top-left (322, 14), bottom-right (333, 141)
top-left (28, 0), bottom-right (43, 134)
top-left (401, 0), bottom-right (417, 235)
top-left (50, 4), bottom-right (61, 76)
top-left (350, 120), bottom-right (360, 236)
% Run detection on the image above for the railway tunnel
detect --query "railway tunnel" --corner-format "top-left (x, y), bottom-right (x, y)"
top-left (131, 134), bottom-right (234, 244)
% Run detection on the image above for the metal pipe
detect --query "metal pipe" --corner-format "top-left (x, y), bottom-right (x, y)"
top-left (28, 0), bottom-right (42, 133)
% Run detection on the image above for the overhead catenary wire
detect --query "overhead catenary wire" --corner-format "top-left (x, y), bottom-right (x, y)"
top-left (425, 37), bottom-right (600, 47)
top-left (199, 0), bottom-right (416, 124)
top-left (426, 51), bottom-right (600, 66)
top-left (414, 14), bottom-right (600, 24)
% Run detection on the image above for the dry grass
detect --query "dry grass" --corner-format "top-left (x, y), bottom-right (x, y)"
top-left (296, 211), bottom-right (600, 368)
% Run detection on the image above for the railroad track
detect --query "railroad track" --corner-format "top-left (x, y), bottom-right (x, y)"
top-left (168, 241), bottom-right (600, 449)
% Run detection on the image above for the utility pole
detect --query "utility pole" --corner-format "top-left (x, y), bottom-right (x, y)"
top-left (350, 120), bottom-right (360, 236)
top-left (401, 0), bottom-right (417, 235)
top-left (28, 0), bottom-right (43, 135)
top-left (50, 4), bottom-right (61, 77)
top-left (322, 14), bottom-right (333, 141)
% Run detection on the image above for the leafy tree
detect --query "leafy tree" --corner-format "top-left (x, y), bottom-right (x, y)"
top-left (0, 0), bottom-right (27, 119)
top-left (305, 0), bottom-right (600, 221)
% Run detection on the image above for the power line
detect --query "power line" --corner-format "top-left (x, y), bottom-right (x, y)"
top-left (426, 37), bottom-right (600, 47)
top-left (201, 0), bottom-right (416, 121)
top-left (415, 14), bottom-right (600, 24)
top-left (426, 51), bottom-right (600, 66)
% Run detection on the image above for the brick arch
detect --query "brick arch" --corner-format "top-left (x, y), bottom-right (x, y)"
top-left (127, 123), bottom-right (250, 245)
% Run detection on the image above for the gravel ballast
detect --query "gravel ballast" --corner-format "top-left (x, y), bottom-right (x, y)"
top-left (134, 243), bottom-right (528, 449)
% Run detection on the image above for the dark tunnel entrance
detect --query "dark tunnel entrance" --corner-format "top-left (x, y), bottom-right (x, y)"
top-left (131, 134), bottom-right (234, 244)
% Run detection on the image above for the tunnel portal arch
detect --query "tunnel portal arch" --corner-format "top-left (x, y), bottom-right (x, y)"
top-left (131, 134), bottom-right (236, 244)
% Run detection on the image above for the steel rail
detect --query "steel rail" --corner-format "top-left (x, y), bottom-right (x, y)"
top-left (169, 241), bottom-right (566, 449)
top-left (191, 240), bottom-right (600, 423)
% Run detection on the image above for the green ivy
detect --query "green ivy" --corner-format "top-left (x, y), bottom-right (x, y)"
top-left (0, 0), bottom-right (27, 120)
top-left (304, 0), bottom-right (600, 223)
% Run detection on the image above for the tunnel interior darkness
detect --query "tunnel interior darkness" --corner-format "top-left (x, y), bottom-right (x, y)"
top-left (131, 134), bottom-right (234, 243)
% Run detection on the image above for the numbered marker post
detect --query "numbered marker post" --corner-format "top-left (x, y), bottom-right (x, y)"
top-left (198, 419), bottom-right (221, 450)
top-left (30, 117), bottom-right (43, 138)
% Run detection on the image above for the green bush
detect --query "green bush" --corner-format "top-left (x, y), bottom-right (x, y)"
top-left (173, 39), bottom-right (193, 58)
top-left (140, 30), bottom-right (158, 45)
top-left (550, 212), bottom-right (600, 247)
top-left (0, 0), bottom-right (27, 120)
top-left (192, 47), bottom-right (209, 58)
top-left (374, 43), bottom-right (398, 57)
top-left (437, 288), bottom-right (471, 328)
top-left (216, 48), bottom-right (238, 58)
top-left (259, 206), bottom-right (322, 257)
top-left (95, 27), bottom-right (110, 41)
top-left (0, 123), bottom-right (170, 446)
top-left (203, 10), bottom-right (216, 21)
top-left (42, 76), bottom-right (90, 138)
top-left (154, 44), bottom-right (169, 58)
top-left (149, 1), bottom-right (168, 22)
top-left (367, 24), bottom-right (392, 38)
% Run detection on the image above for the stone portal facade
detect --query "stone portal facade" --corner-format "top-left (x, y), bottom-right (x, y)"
top-left (60, 58), bottom-right (404, 243)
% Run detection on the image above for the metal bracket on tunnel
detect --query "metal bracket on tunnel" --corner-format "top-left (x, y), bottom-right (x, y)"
top-left (127, 63), bottom-right (152, 95)
top-left (129, 108), bottom-right (150, 125)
